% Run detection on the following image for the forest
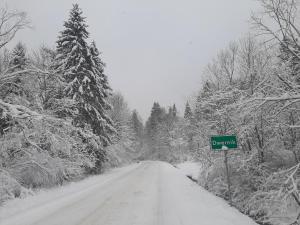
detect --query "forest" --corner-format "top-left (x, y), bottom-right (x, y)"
top-left (0, 1), bottom-right (300, 225)
top-left (143, 1), bottom-right (300, 224)
top-left (0, 3), bottom-right (143, 206)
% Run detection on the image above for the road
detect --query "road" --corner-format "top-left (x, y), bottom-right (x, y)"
top-left (0, 161), bottom-right (257, 225)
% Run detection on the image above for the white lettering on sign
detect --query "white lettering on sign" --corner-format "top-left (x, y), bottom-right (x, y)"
top-left (212, 140), bottom-right (236, 146)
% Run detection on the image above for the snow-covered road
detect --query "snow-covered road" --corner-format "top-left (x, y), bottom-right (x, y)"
top-left (0, 161), bottom-right (258, 225)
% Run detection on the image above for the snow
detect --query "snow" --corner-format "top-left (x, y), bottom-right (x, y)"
top-left (0, 100), bottom-right (43, 120)
top-left (78, 85), bottom-right (83, 94)
top-left (176, 161), bottom-right (202, 180)
top-left (0, 164), bottom-right (139, 224)
top-left (0, 161), bottom-right (258, 225)
top-left (82, 76), bottom-right (91, 84)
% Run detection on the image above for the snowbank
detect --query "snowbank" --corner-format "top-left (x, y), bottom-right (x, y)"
top-left (176, 161), bottom-right (202, 181)
top-left (0, 164), bottom-right (139, 221)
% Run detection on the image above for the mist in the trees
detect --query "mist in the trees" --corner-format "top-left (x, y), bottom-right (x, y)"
top-left (0, 1), bottom-right (300, 225)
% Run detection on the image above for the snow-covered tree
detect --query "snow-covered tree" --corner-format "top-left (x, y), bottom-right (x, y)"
top-left (0, 7), bottom-right (29, 50)
top-left (109, 92), bottom-right (132, 141)
top-left (31, 46), bottom-right (62, 110)
top-left (145, 102), bottom-right (165, 159)
top-left (131, 110), bottom-right (144, 141)
top-left (8, 42), bottom-right (27, 72)
top-left (172, 104), bottom-right (177, 117)
top-left (106, 93), bottom-right (143, 165)
top-left (89, 41), bottom-right (111, 98)
top-left (0, 3), bottom-right (141, 205)
top-left (55, 4), bottom-right (115, 147)
top-left (0, 42), bottom-right (28, 98)
top-left (184, 101), bottom-right (193, 120)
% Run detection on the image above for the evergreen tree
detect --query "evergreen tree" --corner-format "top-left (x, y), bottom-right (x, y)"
top-left (184, 101), bottom-right (193, 120)
top-left (56, 3), bottom-right (89, 97)
top-left (55, 4), bottom-right (115, 170)
top-left (145, 102), bottom-right (167, 158)
top-left (2, 42), bottom-right (28, 97)
top-left (146, 102), bottom-right (165, 136)
top-left (9, 42), bottom-right (27, 72)
top-left (88, 41), bottom-right (115, 144)
top-left (131, 110), bottom-right (143, 139)
top-left (167, 106), bottom-right (173, 117)
top-left (172, 104), bottom-right (177, 117)
top-left (194, 95), bottom-right (202, 121)
top-left (89, 41), bottom-right (111, 98)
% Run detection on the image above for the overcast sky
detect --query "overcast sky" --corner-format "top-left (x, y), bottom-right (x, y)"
top-left (6, 0), bottom-right (259, 120)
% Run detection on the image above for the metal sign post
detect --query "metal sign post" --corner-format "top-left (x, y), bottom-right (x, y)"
top-left (210, 135), bottom-right (238, 206)
top-left (223, 150), bottom-right (232, 205)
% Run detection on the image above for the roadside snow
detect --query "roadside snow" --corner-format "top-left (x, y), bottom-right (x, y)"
top-left (0, 161), bottom-right (258, 225)
top-left (176, 161), bottom-right (202, 180)
top-left (0, 163), bottom-right (139, 221)
top-left (160, 161), bottom-right (258, 225)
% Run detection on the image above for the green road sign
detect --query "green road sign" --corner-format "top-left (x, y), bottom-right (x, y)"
top-left (210, 135), bottom-right (238, 150)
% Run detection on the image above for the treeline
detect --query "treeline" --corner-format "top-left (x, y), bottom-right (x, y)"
top-left (144, 0), bottom-right (300, 224)
top-left (0, 4), bottom-right (143, 204)
top-left (143, 100), bottom-right (203, 164)
top-left (143, 103), bottom-right (183, 162)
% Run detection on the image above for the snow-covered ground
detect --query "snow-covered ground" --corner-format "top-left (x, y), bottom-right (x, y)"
top-left (176, 161), bottom-right (202, 180)
top-left (0, 161), bottom-right (258, 225)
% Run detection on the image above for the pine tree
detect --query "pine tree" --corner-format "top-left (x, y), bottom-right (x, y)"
top-left (194, 95), bottom-right (202, 121)
top-left (146, 102), bottom-right (165, 135)
top-left (0, 43), bottom-right (28, 133)
top-left (9, 42), bottom-right (27, 72)
top-left (146, 103), bottom-right (159, 141)
top-left (172, 104), bottom-right (177, 117)
top-left (131, 110), bottom-right (143, 139)
top-left (184, 101), bottom-right (193, 120)
top-left (3, 42), bottom-right (28, 96)
top-left (88, 41), bottom-right (115, 144)
top-left (145, 102), bottom-right (166, 158)
top-left (168, 106), bottom-right (173, 117)
top-left (55, 4), bottom-right (115, 169)
top-left (89, 41), bottom-right (111, 98)
top-left (56, 3), bottom-right (90, 98)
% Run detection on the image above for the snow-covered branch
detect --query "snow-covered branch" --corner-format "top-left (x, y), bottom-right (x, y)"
top-left (0, 7), bottom-right (30, 49)
top-left (0, 99), bottom-right (43, 120)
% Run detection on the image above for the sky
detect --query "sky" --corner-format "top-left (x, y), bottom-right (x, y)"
top-left (6, 0), bottom-right (260, 120)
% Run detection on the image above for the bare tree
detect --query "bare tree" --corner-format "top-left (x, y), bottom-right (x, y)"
top-left (205, 59), bottom-right (222, 90)
top-left (252, 0), bottom-right (300, 60)
top-left (251, 0), bottom-right (300, 122)
top-left (219, 42), bottom-right (238, 85)
top-left (203, 42), bottom-right (238, 89)
top-left (237, 34), bottom-right (273, 94)
top-left (0, 6), bottom-right (30, 50)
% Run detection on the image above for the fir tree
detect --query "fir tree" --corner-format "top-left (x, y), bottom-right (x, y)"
top-left (131, 110), bottom-right (143, 139)
top-left (194, 95), bottom-right (202, 121)
top-left (89, 41), bottom-right (111, 98)
top-left (145, 102), bottom-right (164, 141)
top-left (9, 42), bottom-right (27, 72)
top-left (88, 41), bottom-right (115, 144)
top-left (172, 104), bottom-right (177, 117)
top-left (55, 4), bottom-right (115, 169)
top-left (184, 101), bottom-right (193, 120)
top-left (56, 3), bottom-right (90, 98)
top-left (168, 106), bottom-right (173, 116)
top-left (3, 42), bottom-right (28, 97)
